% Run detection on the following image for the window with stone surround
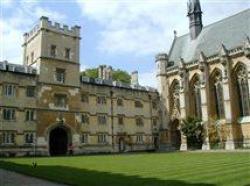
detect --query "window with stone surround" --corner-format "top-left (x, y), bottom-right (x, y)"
top-left (65, 48), bottom-right (71, 59)
top-left (50, 45), bottom-right (56, 57)
top-left (136, 134), bottom-right (143, 144)
top-left (25, 110), bottom-right (35, 121)
top-left (97, 96), bottom-right (106, 105)
top-left (4, 84), bottom-right (16, 97)
top-left (2, 132), bottom-right (15, 144)
top-left (152, 118), bottom-right (158, 127)
top-left (117, 98), bottom-right (123, 106)
top-left (55, 68), bottom-right (65, 83)
top-left (31, 52), bottom-right (34, 63)
top-left (98, 114), bottom-right (107, 125)
top-left (3, 108), bottom-right (15, 121)
top-left (98, 134), bottom-right (107, 144)
top-left (135, 100), bottom-right (143, 108)
top-left (26, 86), bottom-right (35, 97)
top-left (136, 117), bottom-right (144, 127)
top-left (81, 114), bottom-right (89, 124)
top-left (118, 115), bottom-right (124, 125)
top-left (54, 94), bottom-right (67, 108)
top-left (24, 132), bottom-right (35, 144)
top-left (81, 133), bottom-right (88, 144)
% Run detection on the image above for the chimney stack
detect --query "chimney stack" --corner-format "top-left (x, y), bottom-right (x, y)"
top-left (131, 71), bottom-right (139, 86)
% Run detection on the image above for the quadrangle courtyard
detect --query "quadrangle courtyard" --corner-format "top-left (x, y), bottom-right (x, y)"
top-left (0, 152), bottom-right (250, 186)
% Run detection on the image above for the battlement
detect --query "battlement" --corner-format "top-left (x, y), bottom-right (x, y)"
top-left (23, 16), bottom-right (81, 43)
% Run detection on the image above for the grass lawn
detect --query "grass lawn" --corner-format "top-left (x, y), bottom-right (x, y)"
top-left (0, 152), bottom-right (250, 186)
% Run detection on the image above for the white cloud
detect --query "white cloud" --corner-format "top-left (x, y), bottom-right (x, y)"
top-left (0, 1), bottom-right (67, 64)
top-left (1, 0), bottom-right (14, 8)
top-left (76, 0), bottom-right (249, 56)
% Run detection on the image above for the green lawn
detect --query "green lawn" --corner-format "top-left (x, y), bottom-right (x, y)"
top-left (0, 152), bottom-right (250, 186)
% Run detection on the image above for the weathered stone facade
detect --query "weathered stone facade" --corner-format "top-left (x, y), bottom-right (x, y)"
top-left (0, 17), bottom-right (160, 156)
top-left (156, 1), bottom-right (250, 150)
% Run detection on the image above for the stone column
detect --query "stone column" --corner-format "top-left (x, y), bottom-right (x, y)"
top-left (179, 59), bottom-right (188, 151)
top-left (199, 52), bottom-right (210, 150)
top-left (220, 44), bottom-right (235, 150)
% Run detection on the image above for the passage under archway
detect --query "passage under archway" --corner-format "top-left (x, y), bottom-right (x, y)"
top-left (49, 127), bottom-right (68, 156)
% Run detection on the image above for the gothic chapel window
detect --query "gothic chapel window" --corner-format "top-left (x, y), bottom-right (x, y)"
top-left (193, 78), bottom-right (202, 119)
top-left (214, 73), bottom-right (225, 119)
top-left (236, 66), bottom-right (250, 117)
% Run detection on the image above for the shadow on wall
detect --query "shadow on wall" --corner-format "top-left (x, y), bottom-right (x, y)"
top-left (0, 161), bottom-right (216, 186)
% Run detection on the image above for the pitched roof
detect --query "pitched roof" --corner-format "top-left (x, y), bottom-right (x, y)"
top-left (168, 9), bottom-right (250, 65)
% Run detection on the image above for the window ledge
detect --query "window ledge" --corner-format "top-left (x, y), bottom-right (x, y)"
top-left (238, 116), bottom-right (250, 124)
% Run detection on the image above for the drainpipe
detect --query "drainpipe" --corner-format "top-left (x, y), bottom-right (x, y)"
top-left (110, 90), bottom-right (114, 151)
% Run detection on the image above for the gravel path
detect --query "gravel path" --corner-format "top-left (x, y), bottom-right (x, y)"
top-left (0, 169), bottom-right (68, 186)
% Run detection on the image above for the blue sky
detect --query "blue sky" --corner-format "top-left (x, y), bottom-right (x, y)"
top-left (0, 0), bottom-right (249, 87)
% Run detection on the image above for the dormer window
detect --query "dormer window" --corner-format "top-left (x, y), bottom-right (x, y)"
top-left (65, 48), bottom-right (70, 59)
top-left (50, 45), bottom-right (56, 57)
top-left (56, 68), bottom-right (65, 83)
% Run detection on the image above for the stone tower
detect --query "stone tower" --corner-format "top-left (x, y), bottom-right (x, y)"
top-left (187, 0), bottom-right (203, 40)
top-left (22, 16), bottom-right (81, 87)
top-left (22, 16), bottom-right (82, 154)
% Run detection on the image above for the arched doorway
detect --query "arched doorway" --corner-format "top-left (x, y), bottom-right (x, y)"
top-left (171, 119), bottom-right (181, 150)
top-left (49, 127), bottom-right (68, 156)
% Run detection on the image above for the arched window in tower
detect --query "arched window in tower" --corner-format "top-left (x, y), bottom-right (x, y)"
top-left (193, 77), bottom-right (202, 119)
top-left (236, 65), bottom-right (250, 117)
top-left (213, 72), bottom-right (225, 119)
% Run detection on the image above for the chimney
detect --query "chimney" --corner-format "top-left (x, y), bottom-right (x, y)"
top-left (98, 65), bottom-right (104, 79)
top-left (106, 66), bottom-right (113, 80)
top-left (131, 71), bottom-right (139, 86)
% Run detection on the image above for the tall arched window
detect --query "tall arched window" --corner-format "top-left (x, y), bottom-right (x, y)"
top-left (213, 72), bottom-right (225, 119)
top-left (170, 80), bottom-right (180, 118)
top-left (193, 77), bottom-right (202, 119)
top-left (236, 65), bottom-right (250, 116)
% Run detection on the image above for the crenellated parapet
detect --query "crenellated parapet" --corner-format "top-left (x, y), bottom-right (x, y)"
top-left (23, 16), bottom-right (81, 43)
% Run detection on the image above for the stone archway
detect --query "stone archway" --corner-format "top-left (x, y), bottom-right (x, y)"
top-left (49, 127), bottom-right (68, 156)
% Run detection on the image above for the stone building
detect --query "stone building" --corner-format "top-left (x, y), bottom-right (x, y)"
top-left (156, 0), bottom-right (250, 150)
top-left (0, 16), bottom-right (160, 156)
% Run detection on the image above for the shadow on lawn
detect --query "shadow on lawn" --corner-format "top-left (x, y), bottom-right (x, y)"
top-left (0, 161), bottom-right (216, 186)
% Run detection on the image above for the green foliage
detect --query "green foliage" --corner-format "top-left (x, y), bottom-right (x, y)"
top-left (181, 117), bottom-right (204, 149)
top-left (81, 68), bottom-right (98, 78)
top-left (112, 69), bottom-right (131, 84)
top-left (81, 67), bottom-right (131, 84)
